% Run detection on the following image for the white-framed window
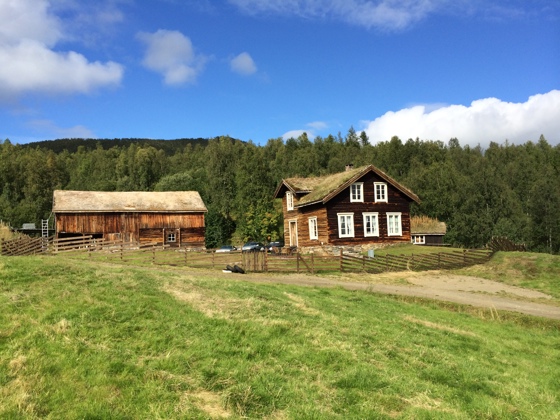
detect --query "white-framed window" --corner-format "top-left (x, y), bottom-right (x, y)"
top-left (166, 232), bottom-right (176, 243)
top-left (350, 182), bottom-right (364, 203)
top-left (363, 212), bottom-right (379, 237)
top-left (308, 217), bottom-right (318, 240)
top-left (286, 192), bottom-right (294, 211)
top-left (374, 182), bottom-right (388, 203)
top-left (338, 213), bottom-right (354, 238)
top-left (387, 212), bottom-right (402, 236)
top-left (412, 235), bottom-right (425, 244)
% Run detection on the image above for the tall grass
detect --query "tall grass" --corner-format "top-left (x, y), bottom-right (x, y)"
top-left (0, 255), bottom-right (559, 418)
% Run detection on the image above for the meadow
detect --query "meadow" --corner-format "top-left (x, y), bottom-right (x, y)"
top-left (0, 254), bottom-right (559, 419)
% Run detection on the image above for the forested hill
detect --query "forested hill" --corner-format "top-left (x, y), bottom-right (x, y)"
top-left (21, 137), bottom-right (213, 154)
top-left (1, 133), bottom-right (559, 253)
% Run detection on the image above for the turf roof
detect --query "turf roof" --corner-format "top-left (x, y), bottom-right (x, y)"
top-left (280, 165), bottom-right (419, 207)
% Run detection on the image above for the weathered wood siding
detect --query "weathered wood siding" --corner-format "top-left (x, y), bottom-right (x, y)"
top-left (55, 212), bottom-right (205, 246)
top-left (425, 235), bottom-right (444, 246)
top-left (326, 171), bottom-right (413, 245)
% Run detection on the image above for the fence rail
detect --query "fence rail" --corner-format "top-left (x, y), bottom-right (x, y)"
top-left (2, 235), bottom-right (495, 274)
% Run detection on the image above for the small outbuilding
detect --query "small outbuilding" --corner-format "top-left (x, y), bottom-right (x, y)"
top-left (410, 216), bottom-right (446, 246)
top-left (52, 190), bottom-right (207, 247)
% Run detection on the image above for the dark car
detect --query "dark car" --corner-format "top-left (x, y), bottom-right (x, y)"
top-left (215, 245), bottom-right (237, 253)
top-left (266, 241), bottom-right (284, 253)
top-left (241, 241), bottom-right (264, 252)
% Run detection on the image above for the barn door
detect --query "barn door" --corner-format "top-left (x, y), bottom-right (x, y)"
top-left (288, 220), bottom-right (298, 247)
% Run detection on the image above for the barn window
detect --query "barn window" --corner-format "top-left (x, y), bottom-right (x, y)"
top-left (412, 235), bottom-right (425, 244)
top-left (363, 212), bottom-right (379, 237)
top-left (308, 217), bottom-right (318, 240)
top-left (337, 213), bottom-right (354, 238)
top-left (350, 183), bottom-right (364, 202)
top-left (374, 182), bottom-right (388, 203)
top-left (166, 232), bottom-right (176, 243)
top-left (387, 212), bottom-right (402, 236)
top-left (286, 192), bottom-right (294, 211)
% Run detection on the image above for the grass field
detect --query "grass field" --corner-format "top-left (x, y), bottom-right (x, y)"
top-left (1, 254), bottom-right (559, 419)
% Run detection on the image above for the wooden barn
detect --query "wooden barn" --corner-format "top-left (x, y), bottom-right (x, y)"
top-left (273, 165), bottom-right (420, 249)
top-left (410, 216), bottom-right (446, 246)
top-left (52, 190), bottom-right (207, 247)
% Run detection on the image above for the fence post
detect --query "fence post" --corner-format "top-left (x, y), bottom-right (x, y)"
top-left (297, 250), bottom-right (300, 273)
top-left (411, 253), bottom-right (414, 271)
top-left (362, 254), bottom-right (365, 272)
top-left (463, 249), bottom-right (466, 266)
top-left (152, 245), bottom-right (156, 264)
top-left (212, 250), bottom-right (215, 269)
top-left (120, 239), bottom-right (124, 261)
top-left (184, 248), bottom-right (188, 266)
top-left (311, 252), bottom-right (314, 275)
top-left (340, 248), bottom-right (343, 273)
top-left (264, 249), bottom-right (268, 272)
top-left (438, 253), bottom-right (441, 270)
top-left (385, 254), bottom-right (389, 272)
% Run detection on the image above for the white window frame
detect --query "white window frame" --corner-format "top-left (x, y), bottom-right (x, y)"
top-left (387, 212), bottom-right (402, 236)
top-left (337, 213), bottom-right (355, 238)
top-left (166, 232), bottom-right (176, 243)
top-left (412, 235), bottom-right (425, 244)
top-left (363, 212), bottom-right (379, 237)
top-left (350, 182), bottom-right (364, 203)
top-left (286, 192), bottom-right (294, 211)
top-left (308, 217), bottom-right (318, 240)
top-left (374, 182), bottom-right (388, 203)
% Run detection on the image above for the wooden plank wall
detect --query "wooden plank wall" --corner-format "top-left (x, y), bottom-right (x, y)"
top-left (56, 212), bottom-right (205, 246)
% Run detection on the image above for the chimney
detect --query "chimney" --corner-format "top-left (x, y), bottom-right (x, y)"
top-left (345, 164), bottom-right (354, 171)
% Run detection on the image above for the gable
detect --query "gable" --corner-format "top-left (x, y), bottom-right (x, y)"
top-left (274, 165), bottom-right (419, 208)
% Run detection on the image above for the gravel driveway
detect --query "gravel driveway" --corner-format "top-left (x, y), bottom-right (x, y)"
top-left (218, 270), bottom-right (560, 320)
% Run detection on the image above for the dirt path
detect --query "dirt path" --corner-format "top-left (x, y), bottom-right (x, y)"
top-left (214, 270), bottom-right (560, 320)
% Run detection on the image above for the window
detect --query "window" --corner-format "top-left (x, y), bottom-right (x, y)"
top-left (166, 232), bottom-right (176, 243)
top-left (374, 182), bottom-right (388, 203)
top-left (308, 217), bottom-right (318, 240)
top-left (387, 212), bottom-right (402, 236)
top-left (363, 212), bottom-right (379, 237)
top-left (286, 192), bottom-right (294, 211)
top-left (412, 235), bottom-right (425, 244)
top-left (350, 182), bottom-right (364, 202)
top-left (338, 213), bottom-right (354, 238)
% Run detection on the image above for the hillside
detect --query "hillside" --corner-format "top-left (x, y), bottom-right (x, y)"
top-left (1, 254), bottom-right (558, 418)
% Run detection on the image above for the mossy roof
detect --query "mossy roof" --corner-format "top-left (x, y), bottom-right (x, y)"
top-left (274, 165), bottom-right (420, 207)
top-left (53, 190), bottom-right (207, 213)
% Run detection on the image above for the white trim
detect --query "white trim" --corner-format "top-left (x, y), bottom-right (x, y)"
top-left (387, 212), bottom-right (402, 236)
top-left (308, 217), bottom-right (318, 240)
top-left (412, 235), bottom-right (425, 244)
top-left (374, 182), bottom-right (388, 203)
top-left (350, 182), bottom-right (364, 203)
top-left (363, 212), bottom-right (379, 237)
top-left (337, 213), bottom-right (354, 238)
top-left (286, 192), bottom-right (294, 211)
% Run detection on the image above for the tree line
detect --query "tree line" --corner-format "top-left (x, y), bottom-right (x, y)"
top-left (1, 131), bottom-right (559, 253)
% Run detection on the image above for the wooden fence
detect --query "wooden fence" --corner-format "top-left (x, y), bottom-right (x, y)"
top-left (1, 235), bottom-right (494, 274)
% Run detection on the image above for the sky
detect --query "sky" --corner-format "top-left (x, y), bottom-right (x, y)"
top-left (0, 0), bottom-right (559, 148)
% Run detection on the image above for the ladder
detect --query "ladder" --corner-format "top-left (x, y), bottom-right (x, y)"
top-left (42, 219), bottom-right (49, 238)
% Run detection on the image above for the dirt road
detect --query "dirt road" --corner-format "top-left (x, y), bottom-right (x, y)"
top-left (218, 270), bottom-right (560, 320)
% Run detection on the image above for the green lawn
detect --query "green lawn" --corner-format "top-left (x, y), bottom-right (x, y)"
top-left (0, 255), bottom-right (559, 419)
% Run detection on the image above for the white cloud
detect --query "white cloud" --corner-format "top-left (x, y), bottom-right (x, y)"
top-left (362, 90), bottom-right (560, 147)
top-left (28, 119), bottom-right (96, 139)
top-left (0, 0), bottom-right (124, 98)
top-left (229, 0), bottom-right (443, 30)
top-left (228, 0), bottom-right (557, 31)
top-left (137, 30), bottom-right (208, 86)
top-left (230, 52), bottom-right (257, 75)
top-left (282, 129), bottom-right (312, 140)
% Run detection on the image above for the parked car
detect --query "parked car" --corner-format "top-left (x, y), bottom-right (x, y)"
top-left (215, 245), bottom-right (237, 253)
top-left (266, 241), bottom-right (284, 253)
top-left (241, 241), bottom-right (265, 252)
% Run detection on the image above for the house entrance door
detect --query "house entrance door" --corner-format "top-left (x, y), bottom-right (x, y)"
top-left (289, 220), bottom-right (298, 247)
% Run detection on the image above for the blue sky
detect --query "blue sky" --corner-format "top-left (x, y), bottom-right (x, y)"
top-left (0, 0), bottom-right (559, 147)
